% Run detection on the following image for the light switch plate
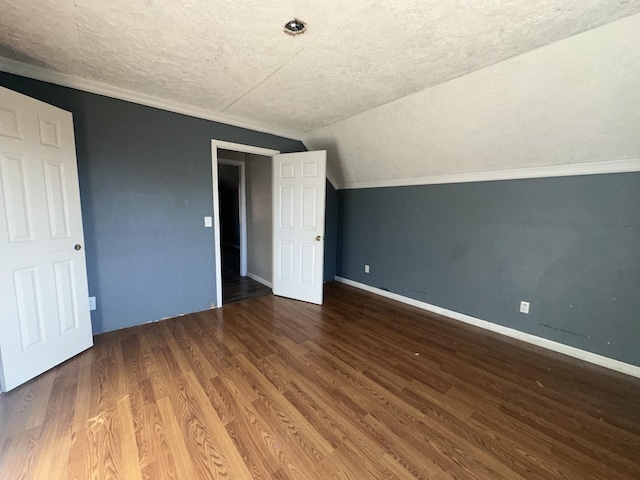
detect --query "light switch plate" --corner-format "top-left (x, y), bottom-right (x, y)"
top-left (204, 216), bottom-right (212, 227)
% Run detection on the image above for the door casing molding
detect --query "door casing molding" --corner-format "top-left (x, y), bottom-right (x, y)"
top-left (211, 140), bottom-right (279, 307)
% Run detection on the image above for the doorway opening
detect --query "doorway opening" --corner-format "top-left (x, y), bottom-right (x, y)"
top-left (212, 141), bottom-right (280, 307)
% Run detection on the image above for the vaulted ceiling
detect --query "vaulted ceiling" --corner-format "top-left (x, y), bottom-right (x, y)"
top-left (1, 1), bottom-right (639, 186)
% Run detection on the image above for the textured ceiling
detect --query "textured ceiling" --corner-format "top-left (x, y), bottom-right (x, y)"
top-left (306, 13), bottom-right (640, 187)
top-left (1, 0), bottom-right (639, 135)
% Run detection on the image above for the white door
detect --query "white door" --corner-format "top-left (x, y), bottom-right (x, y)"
top-left (272, 151), bottom-right (326, 305)
top-left (0, 87), bottom-right (93, 392)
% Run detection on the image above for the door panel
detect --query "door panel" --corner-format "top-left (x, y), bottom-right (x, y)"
top-left (0, 153), bottom-right (33, 242)
top-left (280, 240), bottom-right (294, 281)
top-left (13, 266), bottom-right (45, 349)
top-left (0, 106), bottom-right (20, 138)
top-left (279, 185), bottom-right (294, 228)
top-left (0, 86), bottom-right (93, 392)
top-left (272, 151), bottom-right (326, 305)
top-left (301, 186), bottom-right (317, 229)
top-left (38, 117), bottom-right (61, 148)
top-left (43, 159), bottom-right (71, 238)
top-left (300, 243), bottom-right (316, 284)
top-left (54, 260), bottom-right (80, 333)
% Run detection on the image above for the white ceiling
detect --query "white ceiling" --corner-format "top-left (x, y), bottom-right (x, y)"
top-left (306, 13), bottom-right (640, 187)
top-left (1, 0), bottom-right (639, 135)
top-left (0, 0), bottom-right (640, 133)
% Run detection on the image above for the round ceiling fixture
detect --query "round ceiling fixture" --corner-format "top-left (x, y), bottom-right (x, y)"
top-left (284, 18), bottom-right (307, 36)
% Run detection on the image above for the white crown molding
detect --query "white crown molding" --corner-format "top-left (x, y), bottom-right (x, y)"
top-left (339, 158), bottom-right (640, 190)
top-left (0, 56), bottom-right (305, 142)
top-left (5, 57), bottom-right (637, 192)
top-left (335, 276), bottom-right (640, 379)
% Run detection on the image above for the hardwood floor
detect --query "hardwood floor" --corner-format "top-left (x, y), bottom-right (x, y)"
top-left (222, 245), bottom-right (272, 304)
top-left (223, 275), bottom-right (272, 305)
top-left (1, 282), bottom-right (639, 479)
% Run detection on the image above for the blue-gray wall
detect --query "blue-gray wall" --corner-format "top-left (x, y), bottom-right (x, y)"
top-left (337, 173), bottom-right (640, 367)
top-left (324, 180), bottom-right (338, 282)
top-left (0, 72), bottom-right (339, 333)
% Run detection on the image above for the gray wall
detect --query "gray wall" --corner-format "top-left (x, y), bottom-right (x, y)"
top-left (324, 180), bottom-right (338, 281)
top-left (246, 154), bottom-right (272, 283)
top-left (337, 173), bottom-right (640, 366)
top-left (0, 72), bottom-right (306, 334)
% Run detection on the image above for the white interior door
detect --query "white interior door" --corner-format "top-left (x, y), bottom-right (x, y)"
top-left (272, 151), bottom-right (326, 305)
top-left (0, 87), bottom-right (93, 392)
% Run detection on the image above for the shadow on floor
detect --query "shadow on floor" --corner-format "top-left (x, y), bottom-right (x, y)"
top-left (222, 245), bottom-right (272, 305)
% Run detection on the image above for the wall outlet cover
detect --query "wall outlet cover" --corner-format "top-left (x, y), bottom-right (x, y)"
top-left (520, 301), bottom-right (530, 314)
top-left (89, 296), bottom-right (97, 311)
top-left (365, 264), bottom-right (370, 273)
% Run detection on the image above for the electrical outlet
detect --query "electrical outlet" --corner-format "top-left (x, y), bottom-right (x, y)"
top-left (204, 216), bottom-right (213, 227)
top-left (519, 301), bottom-right (530, 314)
top-left (89, 296), bottom-right (97, 311)
top-left (364, 264), bottom-right (370, 273)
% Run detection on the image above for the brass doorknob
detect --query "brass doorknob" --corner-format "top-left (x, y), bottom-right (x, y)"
top-left (315, 235), bottom-right (322, 241)
top-left (75, 244), bottom-right (82, 251)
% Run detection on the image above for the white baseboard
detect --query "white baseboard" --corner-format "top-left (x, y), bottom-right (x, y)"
top-left (247, 272), bottom-right (273, 289)
top-left (334, 276), bottom-right (640, 379)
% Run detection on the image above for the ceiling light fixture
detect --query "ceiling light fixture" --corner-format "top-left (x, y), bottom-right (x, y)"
top-left (284, 18), bottom-right (307, 36)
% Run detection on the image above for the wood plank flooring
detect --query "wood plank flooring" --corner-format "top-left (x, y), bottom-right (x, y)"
top-left (1, 282), bottom-right (639, 479)
top-left (222, 245), bottom-right (272, 305)
top-left (223, 275), bottom-right (272, 305)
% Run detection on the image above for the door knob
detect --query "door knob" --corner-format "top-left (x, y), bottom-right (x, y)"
top-left (315, 235), bottom-right (322, 241)
top-left (74, 244), bottom-right (82, 251)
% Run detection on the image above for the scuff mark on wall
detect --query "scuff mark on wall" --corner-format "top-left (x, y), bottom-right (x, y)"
top-left (539, 323), bottom-right (590, 339)
top-left (410, 288), bottom-right (428, 295)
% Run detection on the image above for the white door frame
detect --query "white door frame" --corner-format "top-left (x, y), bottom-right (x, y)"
top-left (217, 159), bottom-right (247, 277)
top-left (211, 140), bottom-right (279, 307)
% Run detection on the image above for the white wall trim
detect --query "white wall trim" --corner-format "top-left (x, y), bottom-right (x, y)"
top-left (215, 140), bottom-right (280, 157)
top-left (247, 272), bottom-right (273, 289)
top-left (0, 56), bottom-right (304, 142)
top-left (339, 158), bottom-right (640, 190)
top-left (334, 276), bottom-right (640, 379)
top-left (218, 159), bottom-right (247, 277)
